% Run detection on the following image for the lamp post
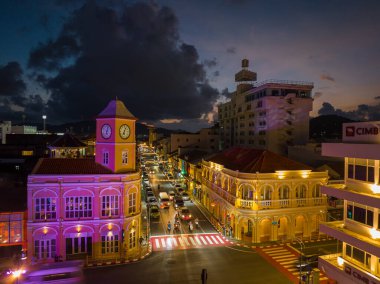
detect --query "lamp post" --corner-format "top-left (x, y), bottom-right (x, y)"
top-left (42, 115), bottom-right (47, 133)
top-left (294, 237), bottom-right (305, 284)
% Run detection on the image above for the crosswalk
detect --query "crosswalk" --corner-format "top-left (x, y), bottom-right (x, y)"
top-left (151, 233), bottom-right (228, 251)
top-left (258, 246), bottom-right (330, 283)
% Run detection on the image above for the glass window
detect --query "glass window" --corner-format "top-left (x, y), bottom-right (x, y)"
top-left (101, 195), bottom-right (119, 217)
top-left (352, 247), bottom-right (365, 263)
top-left (101, 234), bottom-right (119, 254)
top-left (129, 231), bottom-right (136, 249)
top-left (34, 198), bottom-right (57, 220)
top-left (347, 204), bottom-right (353, 219)
top-left (122, 151), bottom-right (128, 165)
top-left (354, 206), bottom-right (366, 224)
top-left (348, 164), bottom-right (354, 179)
top-left (128, 193), bottom-right (136, 214)
top-left (66, 237), bottom-right (92, 255)
top-left (65, 196), bottom-right (92, 219)
top-left (103, 152), bottom-right (109, 165)
top-left (366, 210), bottom-right (374, 226)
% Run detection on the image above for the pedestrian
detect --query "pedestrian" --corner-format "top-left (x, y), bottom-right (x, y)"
top-left (158, 184), bottom-right (160, 190)
top-left (222, 225), bottom-right (226, 236)
top-left (230, 226), bottom-right (233, 238)
top-left (167, 221), bottom-right (171, 234)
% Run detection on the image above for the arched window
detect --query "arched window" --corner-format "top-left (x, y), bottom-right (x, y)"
top-left (278, 185), bottom-right (290, 200)
top-left (312, 184), bottom-right (321, 198)
top-left (295, 184), bottom-right (307, 199)
top-left (261, 185), bottom-right (272, 201)
top-left (241, 184), bottom-right (254, 200)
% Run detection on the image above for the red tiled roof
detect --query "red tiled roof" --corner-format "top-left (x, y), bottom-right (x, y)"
top-left (205, 147), bottom-right (313, 173)
top-left (32, 158), bottom-right (113, 175)
top-left (49, 133), bottom-right (87, 148)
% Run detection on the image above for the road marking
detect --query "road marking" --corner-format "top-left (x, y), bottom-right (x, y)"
top-left (166, 238), bottom-right (172, 247)
top-left (205, 236), bottom-right (213, 244)
top-left (267, 252), bottom-right (290, 256)
top-left (189, 237), bottom-right (196, 245)
top-left (195, 236), bottom-right (202, 245)
top-left (216, 236), bottom-right (224, 243)
top-left (200, 236), bottom-right (208, 245)
top-left (184, 237), bottom-right (190, 246)
top-left (272, 255), bottom-right (295, 260)
top-left (155, 239), bottom-right (160, 249)
top-left (172, 238), bottom-right (178, 246)
top-left (178, 237), bottom-right (185, 246)
top-left (161, 238), bottom-right (166, 248)
top-left (211, 236), bottom-right (219, 244)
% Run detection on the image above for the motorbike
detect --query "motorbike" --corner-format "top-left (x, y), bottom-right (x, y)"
top-left (188, 221), bottom-right (194, 232)
top-left (194, 218), bottom-right (199, 229)
top-left (174, 221), bottom-right (180, 233)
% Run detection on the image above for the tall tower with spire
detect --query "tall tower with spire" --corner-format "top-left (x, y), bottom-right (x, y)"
top-left (95, 99), bottom-right (137, 173)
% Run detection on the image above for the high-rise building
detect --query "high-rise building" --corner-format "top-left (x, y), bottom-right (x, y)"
top-left (218, 59), bottom-right (313, 155)
top-left (27, 99), bottom-right (142, 263)
top-left (319, 121), bottom-right (380, 283)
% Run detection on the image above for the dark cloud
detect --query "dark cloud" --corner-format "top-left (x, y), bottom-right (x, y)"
top-left (318, 101), bottom-right (380, 121)
top-left (213, 71), bottom-right (220, 77)
top-left (204, 58), bottom-right (217, 68)
top-left (226, 47), bottom-right (236, 54)
top-left (28, 1), bottom-right (220, 124)
top-left (0, 62), bottom-right (26, 98)
top-left (374, 96), bottom-right (380, 100)
top-left (39, 14), bottom-right (50, 29)
top-left (320, 74), bottom-right (335, 82)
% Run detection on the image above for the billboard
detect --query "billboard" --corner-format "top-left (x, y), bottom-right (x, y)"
top-left (343, 121), bottom-right (380, 143)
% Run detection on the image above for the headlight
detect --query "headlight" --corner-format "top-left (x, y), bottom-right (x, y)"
top-left (189, 215), bottom-right (192, 218)
top-left (182, 215), bottom-right (185, 218)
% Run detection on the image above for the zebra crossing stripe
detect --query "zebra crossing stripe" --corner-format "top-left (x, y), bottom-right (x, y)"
top-left (211, 236), bottom-right (219, 244)
top-left (178, 237), bottom-right (185, 246)
top-left (155, 239), bottom-right (160, 249)
top-left (272, 255), bottom-right (295, 260)
top-left (216, 236), bottom-right (224, 243)
top-left (262, 247), bottom-right (283, 252)
top-left (200, 236), bottom-right (208, 245)
top-left (166, 238), bottom-right (172, 247)
top-left (280, 260), bottom-right (298, 265)
top-left (195, 236), bottom-right (202, 245)
top-left (205, 236), bottom-right (213, 244)
top-left (189, 237), bottom-right (196, 245)
top-left (267, 252), bottom-right (290, 256)
top-left (183, 237), bottom-right (190, 246)
top-left (172, 238), bottom-right (178, 246)
top-left (161, 238), bottom-right (166, 248)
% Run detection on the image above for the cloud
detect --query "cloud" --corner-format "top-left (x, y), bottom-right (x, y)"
top-left (318, 101), bottom-right (380, 121)
top-left (28, 1), bottom-right (221, 125)
top-left (0, 62), bottom-right (26, 98)
top-left (320, 74), bottom-right (335, 82)
top-left (213, 71), bottom-right (220, 77)
top-left (160, 119), bottom-right (182, 124)
top-left (374, 96), bottom-right (380, 100)
top-left (226, 46), bottom-right (236, 54)
top-left (203, 58), bottom-right (217, 68)
top-left (313, 91), bottom-right (323, 99)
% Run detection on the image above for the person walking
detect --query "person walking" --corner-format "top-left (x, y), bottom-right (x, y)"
top-left (167, 221), bottom-right (171, 234)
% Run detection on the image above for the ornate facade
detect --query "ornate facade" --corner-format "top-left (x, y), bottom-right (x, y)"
top-left (199, 147), bottom-right (329, 243)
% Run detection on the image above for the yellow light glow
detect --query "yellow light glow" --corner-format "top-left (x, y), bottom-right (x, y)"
top-left (76, 225), bottom-right (81, 233)
top-left (370, 184), bottom-right (380, 194)
top-left (370, 228), bottom-right (380, 239)
top-left (337, 256), bottom-right (344, 266)
top-left (107, 223), bottom-right (113, 230)
top-left (43, 227), bottom-right (48, 235)
top-left (301, 171), bottom-right (311, 178)
top-left (276, 171), bottom-right (286, 179)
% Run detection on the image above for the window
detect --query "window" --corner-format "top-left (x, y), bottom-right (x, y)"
top-left (295, 185), bottom-right (307, 198)
top-left (129, 231), bottom-right (136, 249)
top-left (257, 101), bottom-right (263, 108)
top-left (128, 192), bottom-right (136, 214)
top-left (65, 196), bottom-right (92, 218)
top-left (347, 202), bottom-right (373, 226)
top-left (278, 185), bottom-right (290, 199)
top-left (122, 151), bottom-right (128, 165)
top-left (34, 239), bottom-right (56, 259)
top-left (348, 158), bottom-right (375, 182)
top-left (101, 196), bottom-right (120, 217)
top-left (22, 150), bottom-right (33, 156)
top-left (101, 234), bottom-right (119, 254)
top-left (35, 198), bottom-right (57, 220)
top-left (103, 152), bottom-right (109, 165)
top-left (66, 237), bottom-right (92, 255)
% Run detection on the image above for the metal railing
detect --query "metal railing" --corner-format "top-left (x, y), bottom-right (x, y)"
top-left (254, 79), bottom-right (314, 88)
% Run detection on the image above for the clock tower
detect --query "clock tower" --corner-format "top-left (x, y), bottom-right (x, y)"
top-left (95, 99), bottom-right (137, 173)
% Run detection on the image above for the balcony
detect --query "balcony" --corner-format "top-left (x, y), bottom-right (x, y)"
top-left (203, 178), bottom-right (327, 210)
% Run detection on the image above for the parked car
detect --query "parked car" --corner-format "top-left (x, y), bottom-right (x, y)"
top-left (159, 192), bottom-right (170, 209)
top-left (176, 187), bottom-right (185, 194)
top-left (174, 196), bottom-right (184, 209)
top-left (296, 254), bottom-right (319, 269)
top-left (181, 192), bottom-right (190, 201)
top-left (179, 207), bottom-right (192, 221)
top-left (147, 196), bottom-right (158, 206)
top-left (149, 205), bottom-right (160, 219)
top-left (146, 191), bottom-right (155, 202)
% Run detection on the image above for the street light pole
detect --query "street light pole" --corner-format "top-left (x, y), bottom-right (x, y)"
top-left (295, 237), bottom-right (304, 284)
top-left (42, 115), bottom-right (47, 133)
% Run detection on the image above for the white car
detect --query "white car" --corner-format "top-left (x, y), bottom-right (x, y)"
top-left (181, 192), bottom-right (190, 201)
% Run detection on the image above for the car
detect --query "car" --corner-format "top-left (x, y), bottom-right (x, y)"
top-left (147, 196), bottom-right (158, 205)
top-left (159, 192), bottom-right (170, 209)
top-left (143, 176), bottom-right (149, 183)
top-left (145, 185), bottom-right (152, 191)
top-left (174, 196), bottom-right (184, 209)
top-left (168, 191), bottom-right (176, 201)
top-left (176, 187), bottom-right (185, 194)
top-left (295, 255), bottom-right (319, 269)
top-left (167, 173), bottom-right (173, 179)
top-left (149, 205), bottom-right (160, 218)
top-left (181, 192), bottom-right (190, 201)
top-left (179, 207), bottom-right (192, 221)
top-left (146, 191), bottom-right (155, 202)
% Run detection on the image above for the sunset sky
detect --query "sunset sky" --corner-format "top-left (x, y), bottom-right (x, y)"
top-left (1, 0), bottom-right (379, 131)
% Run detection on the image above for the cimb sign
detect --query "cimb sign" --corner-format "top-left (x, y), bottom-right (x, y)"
top-left (343, 122), bottom-right (380, 143)
top-left (344, 265), bottom-right (380, 284)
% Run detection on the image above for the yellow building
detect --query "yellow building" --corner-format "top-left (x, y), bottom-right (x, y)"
top-left (200, 147), bottom-right (329, 243)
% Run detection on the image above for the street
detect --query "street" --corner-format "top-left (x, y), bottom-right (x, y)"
top-left (84, 246), bottom-right (290, 284)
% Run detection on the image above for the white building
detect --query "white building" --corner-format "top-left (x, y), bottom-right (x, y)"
top-left (170, 127), bottom-right (219, 154)
top-left (218, 59), bottom-right (313, 155)
top-left (0, 121), bottom-right (11, 144)
top-left (11, 125), bottom-right (37, 134)
top-left (319, 121), bottom-right (380, 284)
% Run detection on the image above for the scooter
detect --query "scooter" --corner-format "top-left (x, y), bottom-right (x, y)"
top-left (188, 221), bottom-right (194, 232)
top-left (174, 220), bottom-right (181, 233)
top-left (194, 218), bottom-right (199, 229)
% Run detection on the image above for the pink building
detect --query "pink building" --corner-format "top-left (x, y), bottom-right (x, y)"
top-left (27, 100), bottom-right (142, 262)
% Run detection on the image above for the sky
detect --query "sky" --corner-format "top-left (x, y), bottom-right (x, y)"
top-left (1, 0), bottom-right (380, 131)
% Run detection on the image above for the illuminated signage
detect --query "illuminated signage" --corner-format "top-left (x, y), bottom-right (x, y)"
top-left (343, 122), bottom-right (380, 143)
top-left (344, 264), bottom-right (380, 284)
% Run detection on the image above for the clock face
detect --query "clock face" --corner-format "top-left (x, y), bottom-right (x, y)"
top-left (101, 124), bottom-right (112, 139)
top-left (119, 124), bottom-right (130, 139)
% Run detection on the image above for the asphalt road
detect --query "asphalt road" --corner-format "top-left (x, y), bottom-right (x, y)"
top-left (84, 246), bottom-right (290, 284)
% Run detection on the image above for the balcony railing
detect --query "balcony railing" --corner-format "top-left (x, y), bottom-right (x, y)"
top-left (202, 178), bottom-right (327, 209)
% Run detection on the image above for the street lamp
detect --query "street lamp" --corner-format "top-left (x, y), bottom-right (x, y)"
top-left (294, 237), bottom-right (305, 284)
top-left (42, 115), bottom-right (47, 133)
